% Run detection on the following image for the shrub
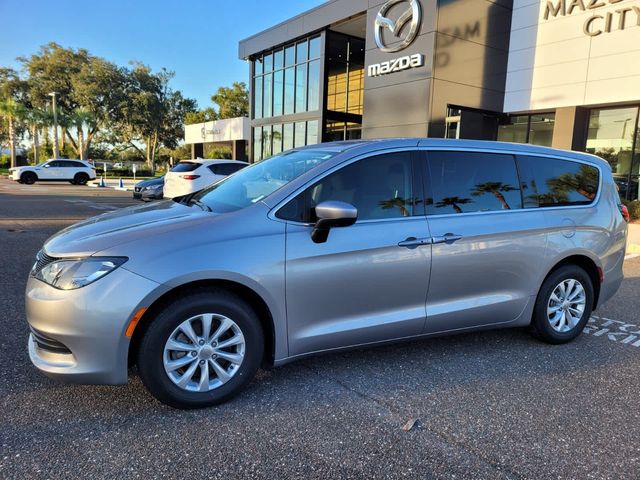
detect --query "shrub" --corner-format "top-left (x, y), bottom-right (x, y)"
top-left (622, 199), bottom-right (640, 222)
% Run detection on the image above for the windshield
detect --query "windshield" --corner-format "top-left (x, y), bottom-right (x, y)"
top-left (189, 149), bottom-right (338, 213)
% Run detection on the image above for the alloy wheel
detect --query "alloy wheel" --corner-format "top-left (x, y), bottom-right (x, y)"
top-left (547, 279), bottom-right (587, 333)
top-left (163, 313), bottom-right (246, 392)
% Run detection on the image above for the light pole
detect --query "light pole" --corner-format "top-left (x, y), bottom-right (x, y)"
top-left (48, 92), bottom-right (59, 159)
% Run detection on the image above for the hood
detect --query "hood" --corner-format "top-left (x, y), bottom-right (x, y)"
top-left (44, 200), bottom-right (212, 257)
top-left (136, 177), bottom-right (164, 188)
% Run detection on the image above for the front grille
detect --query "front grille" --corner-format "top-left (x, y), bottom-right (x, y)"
top-left (30, 327), bottom-right (72, 354)
top-left (31, 250), bottom-right (56, 276)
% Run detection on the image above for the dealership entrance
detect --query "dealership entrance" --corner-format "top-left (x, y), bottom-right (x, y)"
top-left (239, 0), bottom-right (640, 191)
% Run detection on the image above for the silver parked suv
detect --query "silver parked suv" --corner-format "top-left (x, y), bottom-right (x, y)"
top-left (26, 139), bottom-right (627, 408)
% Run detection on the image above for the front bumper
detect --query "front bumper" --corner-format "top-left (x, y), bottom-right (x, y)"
top-left (26, 266), bottom-right (163, 384)
top-left (133, 189), bottom-right (163, 201)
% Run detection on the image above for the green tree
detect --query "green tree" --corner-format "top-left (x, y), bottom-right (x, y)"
top-left (115, 64), bottom-right (197, 171)
top-left (21, 43), bottom-right (127, 160)
top-left (0, 68), bottom-right (28, 167)
top-left (184, 107), bottom-right (217, 125)
top-left (211, 82), bottom-right (249, 119)
top-left (0, 99), bottom-right (27, 168)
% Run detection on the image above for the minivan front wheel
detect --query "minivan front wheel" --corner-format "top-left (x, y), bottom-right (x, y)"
top-left (531, 265), bottom-right (594, 344)
top-left (137, 290), bottom-right (264, 409)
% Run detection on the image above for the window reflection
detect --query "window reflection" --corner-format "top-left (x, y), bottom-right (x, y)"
top-left (586, 107), bottom-right (639, 200)
top-left (428, 152), bottom-right (522, 215)
top-left (294, 123), bottom-right (306, 148)
top-left (252, 35), bottom-right (321, 121)
top-left (518, 156), bottom-right (600, 208)
top-left (307, 121), bottom-right (319, 146)
top-left (295, 64), bottom-right (307, 113)
top-left (279, 152), bottom-right (416, 223)
top-left (498, 113), bottom-right (555, 147)
top-left (251, 34), bottom-right (323, 160)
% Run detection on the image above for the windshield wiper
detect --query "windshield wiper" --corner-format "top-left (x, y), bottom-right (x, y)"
top-left (188, 199), bottom-right (212, 212)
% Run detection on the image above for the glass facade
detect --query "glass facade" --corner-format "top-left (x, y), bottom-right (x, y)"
top-left (586, 106), bottom-right (640, 200)
top-left (498, 113), bottom-right (555, 147)
top-left (253, 121), bottom-right (320, 162)
top-left (324, 32), bottom-right (365, 141)
top-left (252, 35), bottom-right (322, 161)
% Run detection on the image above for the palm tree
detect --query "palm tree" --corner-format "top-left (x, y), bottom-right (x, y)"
top-left (25, 107), bottom-right (52, 164)
top-left (0, 99), bottom-right (27, 168)
top-left (59, 108), bottom-right (98, 160)
top-left (435, 196), bottom-right (473, 214)
top-left (471, 182), bottom-right (518, 210)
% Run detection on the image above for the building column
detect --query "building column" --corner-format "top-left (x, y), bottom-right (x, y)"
top-left (232, 140), bottom-right (248, 162)
top-left (192, 143), bottom-right (204, 159)
top-left (552, 107), bottom-right (589, 151)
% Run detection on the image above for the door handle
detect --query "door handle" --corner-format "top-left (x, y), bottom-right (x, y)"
top-left (431, 233), bottom-right (463, 245)
top-left (398, 237), bottom-right (432, 248)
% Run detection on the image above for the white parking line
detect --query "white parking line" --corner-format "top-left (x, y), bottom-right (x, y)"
top-left (64, 199), bottom-right (116, 211)
top-left (585, 315), bottom-right (640, 349)
top-left (626, 254), bottom-right (639, 261)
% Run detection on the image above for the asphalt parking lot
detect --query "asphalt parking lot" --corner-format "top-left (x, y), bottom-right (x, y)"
top-left (1, 177), bottom-right (640, 479)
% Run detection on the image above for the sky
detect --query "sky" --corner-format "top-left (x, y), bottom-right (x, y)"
top-left (0, 0), bottom-right (321, 108)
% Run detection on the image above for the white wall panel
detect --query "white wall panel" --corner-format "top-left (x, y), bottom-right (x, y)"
top-left (505, 0), bottom-right (640, 112)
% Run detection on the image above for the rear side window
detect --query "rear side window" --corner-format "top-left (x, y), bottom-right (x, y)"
top-left (517, 156), bottom-right (600, 208)
top-left (426, 152), bottom-right (522, 215)
top-left (60, 161), bottom-right (83, 168)
top-left (209, 163), bottom-right (246, 176)
top-left (171, 162), bottom-right (201, 173)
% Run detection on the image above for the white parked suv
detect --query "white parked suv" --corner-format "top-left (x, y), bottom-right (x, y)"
top-left (163, 159), bottom-right (248, 199)
top-left (10, 159), bottom-right (97, 185)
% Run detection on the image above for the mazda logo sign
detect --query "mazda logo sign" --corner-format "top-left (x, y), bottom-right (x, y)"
top-left (374, 0), bottom-right (422, 53)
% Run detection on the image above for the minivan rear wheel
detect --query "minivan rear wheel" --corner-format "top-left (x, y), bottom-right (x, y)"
top-left (137, 289), bottom-right (264, 409)
top-left (531, 265), bottom-right (594, 344)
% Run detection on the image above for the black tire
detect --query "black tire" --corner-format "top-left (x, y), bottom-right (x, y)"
top-left (69, 180), bottom-right (76, 185)
top-left (137, 289), bottom-right (264, 409)
top-left (74, 173), bottom-right (89, 185)
top-left (21, 172), bottom-right (37, 185)
top-left (531, 265), bottom-right (594, 344)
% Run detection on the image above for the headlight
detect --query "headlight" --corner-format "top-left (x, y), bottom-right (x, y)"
top-left (34, 257), bottom-right (127, 290)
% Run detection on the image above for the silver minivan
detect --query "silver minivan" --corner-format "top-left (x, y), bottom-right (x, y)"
top-left (26, 139), bottom-right (627, 408)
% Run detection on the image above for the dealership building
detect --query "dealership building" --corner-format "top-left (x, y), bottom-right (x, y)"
top-left (238, 0), bottom-right (640, 199)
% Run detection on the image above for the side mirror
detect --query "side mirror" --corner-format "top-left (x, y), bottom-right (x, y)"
top-left (311, 201), bottom-right (358, 244)
top-left (43, 164), bottom-right (51, 168)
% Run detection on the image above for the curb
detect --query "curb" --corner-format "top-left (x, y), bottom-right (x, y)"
top-left (628, 243), bottom-right (640, 255)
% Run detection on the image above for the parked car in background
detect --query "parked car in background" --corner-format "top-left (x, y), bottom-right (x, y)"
top-left (163, 159), bottom-right (248, 199)
top-left (10, 159), bottom-right (96, 185)
top-left (25, 139), bottom-right (626, 409)
top-left (133, 177), bottom-right (164, 202)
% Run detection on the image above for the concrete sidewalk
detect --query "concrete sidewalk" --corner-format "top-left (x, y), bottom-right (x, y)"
top-left (629, 223), bottom-right (640, 255)
top-left (87, 178), bottom-right (138, 191)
